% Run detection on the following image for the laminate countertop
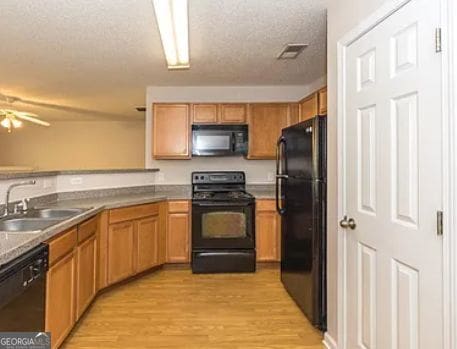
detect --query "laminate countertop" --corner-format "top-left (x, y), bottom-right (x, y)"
top-left (0, 187), bottom-right (190, 267)
top-left (0, 184), bottom-right (274, 266)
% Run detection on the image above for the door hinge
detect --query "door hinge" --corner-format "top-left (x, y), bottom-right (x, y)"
top-left (435, 28), bottom-right (442, 53)
top-left (437, 210), bottom-right (443, 236)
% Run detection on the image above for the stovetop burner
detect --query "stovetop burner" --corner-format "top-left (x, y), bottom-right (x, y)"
top-left (192, 191), bottom-right (254, 201)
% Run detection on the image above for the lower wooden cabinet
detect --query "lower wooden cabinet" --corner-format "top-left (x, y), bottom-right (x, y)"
top-left (135, 216), bottom-right (159, 273)
top-left (166, 200), bottom-right (190, 263)
top-left (107, 221), bottom-right (135, 284)
top-left (105, 202), bottom-right (167, 285)
top-left (45, 250), bottom-right (76, 349)
top-left (75, 235), bottom-right (97, 319)
top-left (256, 200), bottom-right (281, 262)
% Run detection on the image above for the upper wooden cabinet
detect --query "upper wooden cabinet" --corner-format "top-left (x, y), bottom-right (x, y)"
top-left (318, 87), bottom-right (327, 115)
top-left (299, 86), bottom-right (327, 122)
top-left (191, 103), bottom-right (247, 124)
top-left (152, 104), bottom-right (190, 159)
top-left (219, 104), bottom-right (247, 124)
top-left (300, 93), bottom-right (319, 122)
top-left (192, 104), bottom-right (218, 124)
top-left (247, 103), bottom-right (293, 159)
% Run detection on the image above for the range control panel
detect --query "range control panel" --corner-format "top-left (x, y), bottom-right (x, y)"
top-left (192, 171), bottom-right (246, 185)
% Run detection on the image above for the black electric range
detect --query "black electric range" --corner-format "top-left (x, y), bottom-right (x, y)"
top-left (191, 171), bottom-right (256, 273)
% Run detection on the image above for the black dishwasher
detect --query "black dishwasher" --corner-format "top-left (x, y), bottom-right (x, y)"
top-left (0, 244), bottom-right (49, 331)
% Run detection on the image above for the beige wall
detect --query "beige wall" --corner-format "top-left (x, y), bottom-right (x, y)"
top-left (0, 120), bottom-right (145, 170)
top-left (326, 0), bottom-right (390, 345)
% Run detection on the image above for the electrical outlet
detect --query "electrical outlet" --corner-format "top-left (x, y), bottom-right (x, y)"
top-left (156, 173), bottom-right (165, 182)
top-left (267, 172), bottom-right (275, 181)
top-left (43, 179), bottom-right (52, 189)
top-left (70, 177), bottom-right (83, 185)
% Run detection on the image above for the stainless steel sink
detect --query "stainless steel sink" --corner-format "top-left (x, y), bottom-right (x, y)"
top-left (0, 207), bottom-right (89, 233)
top-left (0, 218), bottom-right (63, 232)
top-left (27, 208), bottom-right (87, 219)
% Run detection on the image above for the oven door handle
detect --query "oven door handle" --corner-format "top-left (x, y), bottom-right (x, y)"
top-left (192, 202), bottom-right (253, 207)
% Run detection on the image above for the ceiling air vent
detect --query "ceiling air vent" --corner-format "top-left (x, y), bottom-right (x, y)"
top-left (277, 43), bottom-right (308, 59)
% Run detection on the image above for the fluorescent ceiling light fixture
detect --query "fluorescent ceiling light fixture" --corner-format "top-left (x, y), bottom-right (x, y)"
top-left (153, 0), bottom-right (189, 70)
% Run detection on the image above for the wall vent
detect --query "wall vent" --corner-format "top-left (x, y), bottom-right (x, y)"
top-left (135, 106), bottom-right (146, 112)
top-left (277, 43), bottom-right (308, 59)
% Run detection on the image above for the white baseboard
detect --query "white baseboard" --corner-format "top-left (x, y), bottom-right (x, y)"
top-left (323, 332), bottom-right (338, 349)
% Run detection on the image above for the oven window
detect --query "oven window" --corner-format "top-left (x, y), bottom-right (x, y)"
top-left (195, 134), bottom-right (231, 150)
top-left (201, 212), bottom-right (246, 238)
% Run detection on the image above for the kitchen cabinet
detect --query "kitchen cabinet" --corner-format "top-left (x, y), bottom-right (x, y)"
top-left (135, 216), bottom-right (159, 273)
top-left (152, 103), bottom-right (190, 159)
top-left (46, 229), bottom-right (77, 349)
top-left (300, 93), bottom-right (319, 122)
top-left (318, 87), bottom-right (327, 115)
top-left (105, 202), bottom-right (165, 285)
top-left (192, 104), bottom-right (218, 124)
top-left (256, 200), bottom-right (280, 262)
top-left (247, 103), bottom-right (293, 159)
top-left (219, 104), bottom-right (247, 124)
top-left (166, 200), bottom-right (190, 263)
top-left (75, 217), bottom-right (98, 319)
top-left (107, 221), bottom-right (135, 284)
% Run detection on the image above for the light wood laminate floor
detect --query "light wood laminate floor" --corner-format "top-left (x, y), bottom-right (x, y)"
top-left (63, 266), bottom-right (324, 349)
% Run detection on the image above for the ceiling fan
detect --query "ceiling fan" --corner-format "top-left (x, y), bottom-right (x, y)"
top-left (0, 94), bottom-right (50, 133)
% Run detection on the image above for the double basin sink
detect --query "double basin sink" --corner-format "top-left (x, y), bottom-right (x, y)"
top-left (0, 208), bottom-right (88, 233)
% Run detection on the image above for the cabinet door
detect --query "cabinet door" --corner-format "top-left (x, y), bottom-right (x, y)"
top-left (153, 104), bottom-right (190, 159)
top-left (247, 103), bottom-right (290, 159)
top-left (135, 216), bottom-right (159, 273)
top-left (192, 104), bottom-right (218, 124)
top-left (300, 93), bottom-right (318, 121)
top-left (318, 87), bottom-right (327, 115)
top-left (256, 211), bottom-right (280, 262)
top-left (76, 235), bottom-right (97, 320)
top-left (219, 104), bottom-right (247, 124)
top-left (107, 221), bottom-right (135, 284)
top-left (46, 252), bottom-right (76, 349)
top-left (158, 202), bottom-right (168, 264)
top-left (166, 212), bottom-right (190, 263)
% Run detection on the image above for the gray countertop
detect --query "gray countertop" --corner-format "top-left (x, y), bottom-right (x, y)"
top-left (0, 184), bottom-right (272, 266)
top-left (0, 187), bottom-right (189, 266)
top-left (0, 168), bottom-right (160, 180)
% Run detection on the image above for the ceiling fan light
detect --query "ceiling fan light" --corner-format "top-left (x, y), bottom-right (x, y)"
top-left (11, 118), bottom-right (22, 128)
top-left (1, 117), bottom-right (11, 129)
top-left (153, 0), bottom-right (190, 70)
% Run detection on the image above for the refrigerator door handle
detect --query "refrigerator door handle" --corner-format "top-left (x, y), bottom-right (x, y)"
top-left (276, 136), bottom-right (287, 215)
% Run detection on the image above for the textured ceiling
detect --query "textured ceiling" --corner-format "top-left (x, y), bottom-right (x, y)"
top-left (0, 0), bottom-right (327, 121)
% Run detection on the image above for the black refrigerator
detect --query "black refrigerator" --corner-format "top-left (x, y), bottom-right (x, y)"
top-left (275, 116), bottom-right (326, 331)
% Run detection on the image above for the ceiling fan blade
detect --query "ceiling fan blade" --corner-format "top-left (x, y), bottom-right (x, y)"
top-left (14, 112), bottom-right (50, 127)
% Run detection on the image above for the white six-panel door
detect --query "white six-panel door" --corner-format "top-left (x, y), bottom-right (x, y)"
top-left (342, 0), bottom-right (443, 348)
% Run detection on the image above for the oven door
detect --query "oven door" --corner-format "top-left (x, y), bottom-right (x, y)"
top-left (192, 201), bottom-right (255, 249)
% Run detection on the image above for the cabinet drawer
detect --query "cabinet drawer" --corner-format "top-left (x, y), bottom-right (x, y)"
top-left (168, 200), bottom-right (190, 213)
top-left (256, 200), bottom-right (276, 212)
top-left (109, 203), bottom-right (160, 224)
top-left (49, 228), bottom-right (77, 265)
top-left (78, 216), bottom-right (97, 243)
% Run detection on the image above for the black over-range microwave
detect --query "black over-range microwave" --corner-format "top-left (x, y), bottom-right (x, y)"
top-left (192, 125), bottom-right (248, 157)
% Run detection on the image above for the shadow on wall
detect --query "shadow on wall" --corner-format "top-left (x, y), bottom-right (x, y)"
top-left (0, 120), bottom-right (145, 170)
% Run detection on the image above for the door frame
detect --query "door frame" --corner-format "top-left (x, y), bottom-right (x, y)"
top-left (334, 0), bottom-right (456, 348)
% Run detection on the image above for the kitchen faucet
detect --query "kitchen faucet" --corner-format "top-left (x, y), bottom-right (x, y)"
top-left (3, 180), bottom-right (36, 217)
